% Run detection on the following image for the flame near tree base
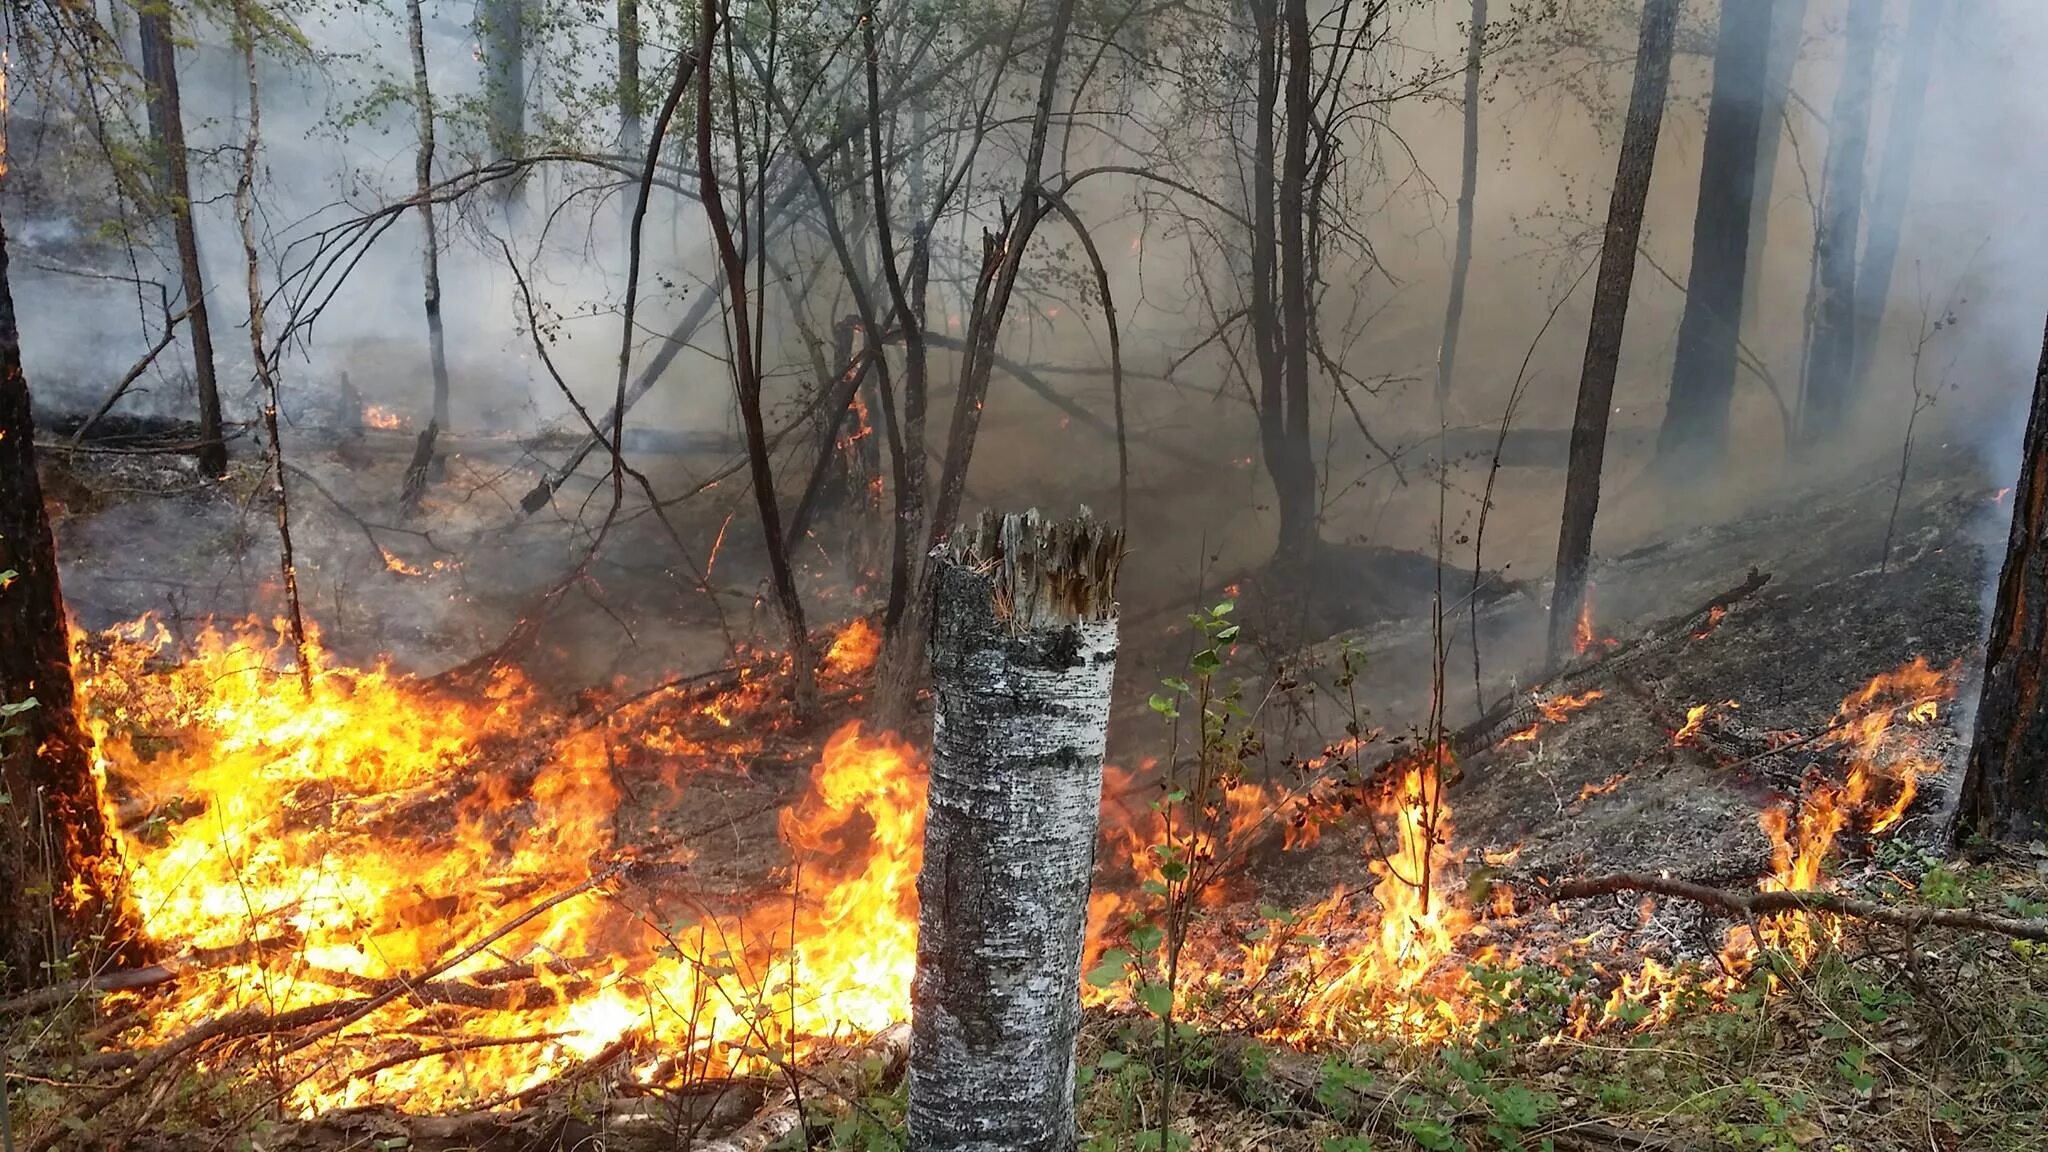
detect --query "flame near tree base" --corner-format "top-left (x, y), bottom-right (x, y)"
top-left (65, 611), bottom-right (1957, 1115)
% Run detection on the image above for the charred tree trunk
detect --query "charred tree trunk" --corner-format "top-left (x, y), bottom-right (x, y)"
top-left (1849, 0), bottom-right (1944, 396)
top-left (1653, 0), bottom-right (1772, 477)
top-left (1267, 0), bottom-right (1318, 564)
top-left (1545, 0), bottom-right (1677, 671)
top-left (0, 213), bottom-right (128, 989)
top-left (1797, 0), bottom-right (1880, 440)
top-left (1739, 0), bottom-right (1806, 335)
top-left (137, 8), bottom-right (226, 478)
top-left (1960, 317), bottom-right (2048, 842)
top-left (1434, 0), bottom-right (1486, 410)
top-left (481, 0), bottom-right (526, 167)
top-left (910, 510), bottom-right (1123, 1152)
top-left (405, 0), bottom-right (453, 433)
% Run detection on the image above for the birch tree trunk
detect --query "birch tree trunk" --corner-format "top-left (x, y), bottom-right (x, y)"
top-left (1434, 0), bottom-right (1486, 410)
top-left (1960, 316), bottom-right (2048, 842)
top-left (1544, 0), bottom-right (1677, 671)
top-left (0, 211), bottom-right (130, 988)
top-left (137, 8), bottom-right (226, 478)
top-left (1849, 0), bottom-right (1945, 396)
top-left (1797, 0), bottom-right (1880, 440)
top-left (405, 0), bottom-right (453, 433)
top-left (910, 510), bottom-right (1123, 1152)
top-left (1740, 0), bottom-right (1805, 335)
top-left (1653, 0), bottom-right (1771, 477)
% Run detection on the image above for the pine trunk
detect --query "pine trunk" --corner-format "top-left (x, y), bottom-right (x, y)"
top-left (406, 0), bottom-right (453, 432)
top-left (1434, 0), bottom-right (1486, 409)
top-left (1960, 317), bottom-right (2048, 842)
top-left (1849, 0), bottom-right (1944, 395)
top-left (1740, 0), bottom-right (1806, 334)
top-left (138, 9), bottom-right (226, 478)
top-left (0, 213), bottom-right (127, 989)
top-left (1653, 0), bottom-right (1772, 476)
top-left (909, 510), bottom-right (1123, 1152)
top-left (1798, 0), bottom-right (1880, 440)
top-left (1545, 0), bottom-right (1677, 670)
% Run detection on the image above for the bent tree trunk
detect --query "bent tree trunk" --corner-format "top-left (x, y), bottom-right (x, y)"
top-left (1798, 0), bottom-right (1880, 440)
top-left (138, 8), bottom-right (226, 478)
top-left (0, 214), bottom-right (127, 989)
top-left (1960, 317), bottom-right (2048, 842)
top-left (1653, 0), bottom-right (1771, 477)
top-left (910, 510), bottom-right (1123, 1152)
top-left (1545, 0), bottom-right (1678, 670)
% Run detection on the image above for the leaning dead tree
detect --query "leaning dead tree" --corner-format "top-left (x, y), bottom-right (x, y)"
top-left (1545, 0), bottom-right (1677, 670)
top-left (911, 509), bottom-right (1124, 1152)
top-left (1960, 315), bottom-right (2048, 842)
top-left (0, 211), bottom-right (129, 988)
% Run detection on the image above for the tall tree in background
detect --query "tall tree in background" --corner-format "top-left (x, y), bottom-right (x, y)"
top-left (1435, 0), bottom-right (1487, 410)
top-left (1798, 0), bottom-right (1880, 440)
top-left (1739, 0), bottom-right (1806, 335)
top-left (0, 212), bottom-right (128, 989)
top-left (137, 5), bottom-right (227, 477)
top-left (1960, 316), bottom-right (2048, 842)
top-left (618, 0), bottom-right (642, 157)
top-left (1653, 0), bottom-right (1771, 475)
top-left (405, 0), bottom-right (452, 432)
top-left (481, 0), bottom-right (525, 165)
top-left (1850, 0), bottom-right (1945, 395)
top-left (1545, 0), bottom-right (1677, 670)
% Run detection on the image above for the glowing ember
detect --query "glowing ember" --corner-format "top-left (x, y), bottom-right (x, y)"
top-left (1575, 772), bottom-right (1629, 804)
top-left (1670, 700), bottom-right (1733, 746)
top-left (1692, 604), bottom-right (1727, 640)
top-left (364, 405), bottom-right (405, 430)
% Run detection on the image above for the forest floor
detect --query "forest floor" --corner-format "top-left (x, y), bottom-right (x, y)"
top-left (14, 424), bottom-right (2048, 1150)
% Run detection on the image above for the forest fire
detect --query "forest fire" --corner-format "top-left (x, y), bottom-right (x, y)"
top-left (363, 405), bottom-right (405, 430)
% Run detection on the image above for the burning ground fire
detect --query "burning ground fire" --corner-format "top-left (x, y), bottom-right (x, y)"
top-left (64, 607), bottom-right (1960, 1114)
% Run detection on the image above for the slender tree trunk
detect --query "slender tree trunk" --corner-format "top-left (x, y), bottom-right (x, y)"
top-left (1849, 0), bottom-right (1944, 396)
top-left (1435, 0), bottom-right (1486, 410)
top-left (137, 9), bottom-right (226, 478)
top-left (234, 4), bottom-right (312, 693)
top-left (1798, 0), bottom-right (1880, 440)
top-left (1545, 0), bottom-right (1677, 671)
top-left (1961, 316), bottom-right (2048, 842)
top-left (1740, 0), bottom-right (1805, 336)
top-left (1269, 0), bottom-right (1317, 562)
top-left (909, 510), bottom-right (1123, 1152)
top-left (405, 0), bottom-right (452, 433)
top-left (697, 0), bottom-right (817, 714)
top-left (481, 0), bottom-right (525, 165)
top-left (0, 211), bottom-right (129, 990)
top-left (618, 0), bottom-right (642, 156)
top-left (1653, 0), bottom-right (1772, 476)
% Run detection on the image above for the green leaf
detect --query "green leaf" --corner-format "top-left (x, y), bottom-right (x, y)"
top-left (1161, 677), bottom-right (1191, 693)
top-left (1086, 949), bottom-right (1134, 988)
top-left (1094, 1049), bottom-right (1128, 1071)
top-left (1130, 923), bottom-right (1164, 954)
top-left (1214, 624), bottom-right (1240, 642)
top-left (1212, 600), bottom-right (1234, 616)
top-left (1148, 693), bottom-right (1178, 717)
top-left (1190, 649), bottom-right (1222, 675)
top-left (1134, 980), bottom-right (1174, 1018)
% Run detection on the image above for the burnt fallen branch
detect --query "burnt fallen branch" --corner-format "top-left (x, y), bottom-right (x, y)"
top-left (1546, 872), bottom-right (2048, 943)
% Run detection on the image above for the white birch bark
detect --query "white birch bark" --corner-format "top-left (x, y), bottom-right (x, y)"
top-left (909, 509), bottom-right (1124, 1152)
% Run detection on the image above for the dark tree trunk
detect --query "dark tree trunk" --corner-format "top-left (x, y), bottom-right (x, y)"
top-left (138, 10), bottom-right (226, 478)
top-left (0, 213), bottom-right (129, 989)
top-left (1653, 0), bottom-right (1772, 476)
top-left (1740, 0), bottom-right (1806, 334)
top-left (1798, 0), bottom-right (1880, 440)
top-left (1268, 0), bottom-right (1318, 562)
top-left (618, 0), bottom-right (642, 157)
top-left (909, 511), bottom-right (1122, 1152)
top-left (1435, 0), bottom-right (1486, 409)
top-left (1961, 317), bottom-right (2048, 842)
top-left (1545, 0), bottom-right (1677, 671)
top-left (1849, 0), bottom-right (1945, 396)
top-left (482, 0), bottom-right (526, 164)
top-left (406, 0), bottom-right (453, 433)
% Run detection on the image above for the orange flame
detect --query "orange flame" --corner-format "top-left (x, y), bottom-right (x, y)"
top-left (364, 405), bottom-right (404, 431)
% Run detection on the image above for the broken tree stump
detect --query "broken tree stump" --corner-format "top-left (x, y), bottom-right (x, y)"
top-left (910, 509), bottom-right (1124, 1152)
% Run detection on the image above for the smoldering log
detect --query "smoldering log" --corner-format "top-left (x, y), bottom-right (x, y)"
top-left (910, 509), bottom-right (1124, 1152)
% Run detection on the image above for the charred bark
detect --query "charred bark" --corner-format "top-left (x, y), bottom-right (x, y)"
top-left (1849, 0), bottom-right (1945, 396)
top-left (1545, 0), bottom-right (1677, 671)
top-left (1653, 0), bottom-right (1772, 477)
top-left (405, 0), bottom-right (453, 433)
top-left (1960, 317), bottom-right (2048, 842)
top-left (910, 510), bottom-right (1123, 1152)
top-left (137, 8), bottom-right (226, 478)
top-left (0, 213), bottom-right (129, 989)
top-left (1739, 0), bottom-right (1806, 334)
top-left (1268, 0), bottom-right (1318, 563)
top-left (1434, 0), bottom-right (1486, 409)
top-left (1797, 0), bottom-right (1880, 440)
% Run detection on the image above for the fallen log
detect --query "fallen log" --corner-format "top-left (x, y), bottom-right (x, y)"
top-left (1545, 872), bottom-right (2048, 943)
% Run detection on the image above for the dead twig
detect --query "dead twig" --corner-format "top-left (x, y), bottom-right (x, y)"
top-left (1546, 872), bottom-right (2048, 943)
